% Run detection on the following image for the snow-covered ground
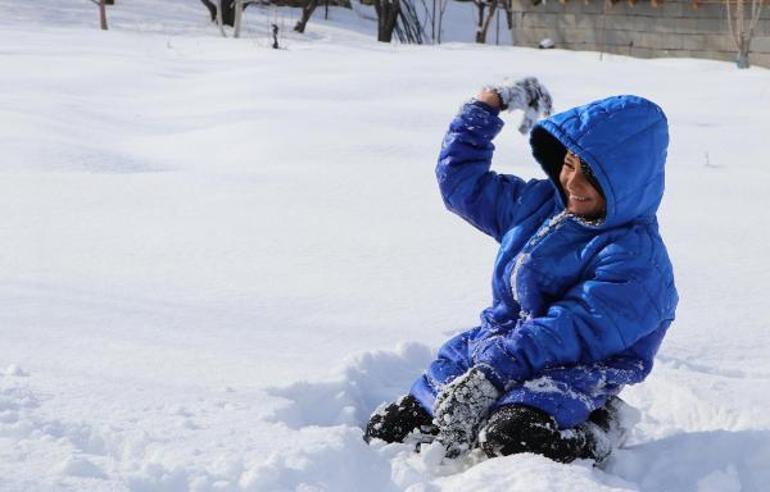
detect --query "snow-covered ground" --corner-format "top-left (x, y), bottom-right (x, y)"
top-left (1, 1), bottom-right (769, 490)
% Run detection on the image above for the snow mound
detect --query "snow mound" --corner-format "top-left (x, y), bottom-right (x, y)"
top-left (239, 426), bottom-right (397, 491)
top-left (262, 343), bottom-right (770, 491)
top-left (608, 429), bottom-right (770, 491)
top-left (3, 0), bottom-right (770, 489)
top-left (266, 342), bottom-right (433, 429)
top-left (697, 465), bottom-right (741, 492)
top-left (431, 452), bottom-right (635, 491)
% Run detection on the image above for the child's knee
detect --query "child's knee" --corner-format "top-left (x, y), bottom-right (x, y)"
top-left (435, 326), bottom-right (481, 365)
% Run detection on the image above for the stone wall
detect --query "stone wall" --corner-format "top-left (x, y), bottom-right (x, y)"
top-left (509, 0), bottom-right (770, 68)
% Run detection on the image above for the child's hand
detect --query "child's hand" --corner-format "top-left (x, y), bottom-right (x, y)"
top-left (433, 367), bottom-right (501, 458)
top-left (482, 77), bottom-right (553, 134)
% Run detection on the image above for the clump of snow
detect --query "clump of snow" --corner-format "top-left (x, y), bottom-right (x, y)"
top-left (3, 364), bottom-right (29, 377)
top-left (55, 456), bottom-right (107, 479)
top-left (697, 465), bottom-right (742, 492)
top-left (266, 343), bottom-right (433, 429)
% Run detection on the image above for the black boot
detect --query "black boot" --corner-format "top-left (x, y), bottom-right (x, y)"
top-left (583, 395), bottom-right (639, 463)
top-left (364, 394), bottom-right (437, 444)
top-left (478, 405), bottom-right (593, 463)
top-left (479, 397), bottom-right (635, 464)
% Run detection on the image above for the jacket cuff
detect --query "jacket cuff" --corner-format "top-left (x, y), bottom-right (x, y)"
top-left (468, 99), bottom-right (502, 116)
top-left (449, 101), bottom-right (505, 144)
top-left (474, 363), bottom-right (506, 391)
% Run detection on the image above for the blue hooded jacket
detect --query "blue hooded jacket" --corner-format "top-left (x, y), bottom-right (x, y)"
top-left (410, 96), bottom-right (678, 428)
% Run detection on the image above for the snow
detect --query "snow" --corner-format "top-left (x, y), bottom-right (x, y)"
top-left (0, 0), bottom-right (769, 490)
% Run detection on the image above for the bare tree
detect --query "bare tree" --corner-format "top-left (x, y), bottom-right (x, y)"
top-left (430, 0), bottom-right (451, 43)
top-left (726, 0), bottom-right (766, 68)
top-left (435, 0), bottom-right (450, 43)
top-left (201, 0), bottom-right (259, 28)
top-left (216, 0), bottom-right (229, 36)
top-left (598, 0), bottom-right (611, 61)
top-left (473, 0), bottom-right (487, 43)
top-left (220, 0), bottom-right (237, 26)
top-left (233, 0), bottom-right (244, 37)
top-left (477, 0), bottom-right (497, 42)
top-left (474, 0), bottom-right (511, 43)
top-left (294, 0), bottom-right (320, 33)
top-left (493, 0), bottom-right (513, 44)
top-left (201, 0), bottom-right (217, 21)
top-left (374, 0), bottom-right (401, 42)
top-left (420, 0), bottom-right (449, 43)
top-left (394, 0), bottom-right (425, 43)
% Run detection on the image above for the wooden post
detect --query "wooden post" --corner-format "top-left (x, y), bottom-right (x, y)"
top-left (99, 0), bottom-right (108, 30)
top-left (272, 23), bottom-right (280, 49)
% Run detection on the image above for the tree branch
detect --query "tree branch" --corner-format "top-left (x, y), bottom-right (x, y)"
top-left (200, 0), bottom-right (217, 21)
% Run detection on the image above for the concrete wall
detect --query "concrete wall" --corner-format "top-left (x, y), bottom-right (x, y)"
top-left (509, 0), bottom-right (770, 68)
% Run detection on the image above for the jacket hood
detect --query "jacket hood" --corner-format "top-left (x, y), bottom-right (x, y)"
top-left (529, 95), bottom-right (669, 229)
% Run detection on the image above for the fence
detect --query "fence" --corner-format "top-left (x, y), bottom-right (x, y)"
top-left (509, 0), bottom-right (770, 67)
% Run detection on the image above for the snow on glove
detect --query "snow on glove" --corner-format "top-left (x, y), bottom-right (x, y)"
top-left (433, 366), bottom-right (501, 458)
top-left (483, 77), bottom-right (553, 134)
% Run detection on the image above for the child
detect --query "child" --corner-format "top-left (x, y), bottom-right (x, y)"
top-left (364, 78), bottom-right (678, 463)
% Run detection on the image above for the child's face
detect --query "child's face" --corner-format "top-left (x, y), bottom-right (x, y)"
top-left (559, 151), bottom-right (606, 220)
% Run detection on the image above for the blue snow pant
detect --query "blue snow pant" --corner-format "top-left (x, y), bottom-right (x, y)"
top-left (410, 326), bottom-right (638, 429)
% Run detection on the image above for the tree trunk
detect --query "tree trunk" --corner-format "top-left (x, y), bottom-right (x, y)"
top-left (431, 0), bottom-right (436, 42)
top-left (737, 43), bottom-right (750, 68)
top-left (480, 1), bottom-right (498, 43)
top-left (220, 0), bottom-right (235, 27)
top-left (294, 0), bottom-right (319, 33)
top-left (233, 0), bottom-right (243, 38)
top-left (476, 1), bottom-right (498, 43)
top-left (726, 0), bottom-right (764, 69)
top-left (216, 0), bottom-right (228, 37)
top-left (375, 0), bottom-right (400, 42)
top-left (200, 0), bottom-right (217, 21)
top-left (436, 0), bottom-right (449, 43)
top-left (474, 1), bottom-right (486, 43)
top-left (99, 0), bottom-right (108, 30)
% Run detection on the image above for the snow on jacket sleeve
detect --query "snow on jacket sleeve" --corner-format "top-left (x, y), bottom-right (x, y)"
top-left (472, 226), bottom-right (674, 389)
top-left (437, 101), bottom-right (547, 242)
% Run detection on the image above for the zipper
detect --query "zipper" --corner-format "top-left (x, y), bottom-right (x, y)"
top-left (510, 210), bottom-right (573, 320)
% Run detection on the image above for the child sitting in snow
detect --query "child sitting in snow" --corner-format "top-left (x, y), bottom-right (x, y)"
top-left (364, 78), bottom-right (678, 463)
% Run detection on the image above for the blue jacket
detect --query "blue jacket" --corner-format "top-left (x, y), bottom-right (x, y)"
top-left (413, 96), bottom-right (678, 427)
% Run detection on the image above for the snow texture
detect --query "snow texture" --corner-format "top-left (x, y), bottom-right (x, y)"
top-left (1, 0), bottom-right (770, 490)
top-left (433, 368), bottom-right (501, 457)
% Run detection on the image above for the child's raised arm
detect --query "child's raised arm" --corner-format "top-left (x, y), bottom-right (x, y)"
top-left (436, 78), bottom-right (553, 242)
